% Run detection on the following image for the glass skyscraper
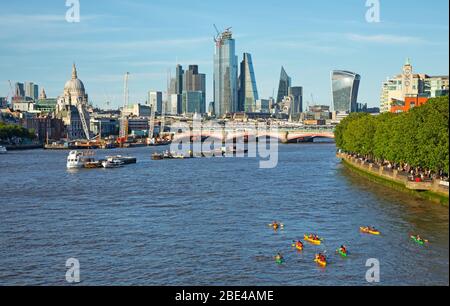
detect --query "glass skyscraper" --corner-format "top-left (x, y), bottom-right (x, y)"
top-left (277, 67), bottom-right (291, 103)
top-left (238, 53), bottom-right (259, 112)
top-left (331, 70), bottom-right (361, 113)
top-left (214, 29), bottom-right (238, 117)
top-left (182, 91), bottom-right (204, 114)
top-left (183, 65), bottom-right (206, 113)
top-left (176, 64), bottom-right (184, 95)
top-left (288, 86), bottom-right (303, 114)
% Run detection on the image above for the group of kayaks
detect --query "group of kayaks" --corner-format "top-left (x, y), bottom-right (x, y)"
top-left (269, 222), bottom-right (429, 267)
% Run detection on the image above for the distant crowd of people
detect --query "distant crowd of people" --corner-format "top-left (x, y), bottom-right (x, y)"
top-left (339, 150), bottom-right (449, 183)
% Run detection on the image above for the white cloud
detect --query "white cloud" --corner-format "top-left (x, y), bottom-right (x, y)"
top-left (347, 33), bottom-right (426, 44)
top-left (0, 13), bottom-right (102, 25)
top-left (7, 37), bottom-right (212, 52)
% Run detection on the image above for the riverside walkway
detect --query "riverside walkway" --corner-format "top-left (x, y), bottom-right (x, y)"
top-left (337, 152), bottom-right (449, 204)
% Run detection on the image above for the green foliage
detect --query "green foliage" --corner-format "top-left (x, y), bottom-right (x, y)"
top-left (335, 97), bottom-right (449, 174)
top-left (0, 122), bottom-right (36, 141)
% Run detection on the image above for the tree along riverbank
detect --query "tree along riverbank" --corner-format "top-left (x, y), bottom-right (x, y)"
top-left (338, 152), bottom-right (449, 206)
top-left (335, 97), bottom-right (449, 180)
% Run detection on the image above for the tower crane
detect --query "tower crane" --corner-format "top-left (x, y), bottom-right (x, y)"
top-left (6, 80), bottom-right (14, 105)
top-left (213, 24), bottom-right (221, 42)
top-left (119, 72), bottom-right (130, 142)
top-left (76, 97), bottom-right (90, 140)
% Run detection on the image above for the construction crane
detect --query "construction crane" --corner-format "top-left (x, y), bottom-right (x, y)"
top-left (6, 80), bottom-right (14, 105)
top-left (159, 69), bottom-right (170, 139)
top-left (76, 97), bottom-right (90, 140)
top-left (148, 95), bottom-right (156, 143)
top-left (119, 72), bottom-right (130, 141)
top-left (213, 24), bottom-right (221, 42)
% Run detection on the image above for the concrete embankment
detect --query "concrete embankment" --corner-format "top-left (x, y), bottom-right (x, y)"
top-left (337, 153), bottom-right (449, 206)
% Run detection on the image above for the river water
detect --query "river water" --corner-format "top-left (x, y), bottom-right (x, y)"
top-left (0, 144), bottom-right (448, 286)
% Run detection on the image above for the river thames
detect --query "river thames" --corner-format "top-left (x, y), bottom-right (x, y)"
top-left (0, 144), bottom-right (448, 285)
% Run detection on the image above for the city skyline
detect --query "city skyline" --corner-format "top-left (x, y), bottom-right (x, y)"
top-left (0, 0), bottom-right (449, 109)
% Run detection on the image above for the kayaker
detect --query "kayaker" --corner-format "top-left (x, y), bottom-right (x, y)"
top-left (295, 241), bottom-right (304, 249)
top-left (415, 235), bottom-right (424, 243)
top-left (340, 245), bottom-right (347, 254)
top-left (271, 221), bottom-right (280, 230)
top-left (317, 253), bottom-right (326, 262)
top-left (275, 253), bottom-right (283, 261)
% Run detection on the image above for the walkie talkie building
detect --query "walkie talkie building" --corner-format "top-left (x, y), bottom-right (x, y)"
top-left (331, 70), bottom-right (361, 113)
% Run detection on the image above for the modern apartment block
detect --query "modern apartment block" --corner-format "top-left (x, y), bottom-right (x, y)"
top-left (380, 59), bottom-right (449, 113)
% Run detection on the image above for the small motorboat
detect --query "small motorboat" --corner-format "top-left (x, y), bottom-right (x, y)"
top-left (0, 145), bottom-right (7, 154)
top-left (106, 155), bottom-right (137, 165)
top-left (102, 160), bottom-right (124, 168)
top-left (152, 152), bottom-right (164, 160)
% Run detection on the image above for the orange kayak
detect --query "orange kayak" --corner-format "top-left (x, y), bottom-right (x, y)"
top-left (304, 235), bottom-right (322, 245)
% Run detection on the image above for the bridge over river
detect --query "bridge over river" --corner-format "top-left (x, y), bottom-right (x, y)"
top-left (172, 126), bottom-right (335, 143)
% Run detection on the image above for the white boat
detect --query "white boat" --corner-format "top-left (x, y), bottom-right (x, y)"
top-left (66, 150), bottom-right (96, 169)
top-left (0, 146), bottom-right (7, 154)
top-left (102, 160), bottom-right (124, 168)
top-left (105, 155), bottom-right (137, 165)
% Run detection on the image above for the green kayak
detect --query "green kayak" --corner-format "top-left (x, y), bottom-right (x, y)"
top-left (275, 258), bottom-right (284, 265)
top-left (337, 249), bottom-right (348, 257)
top-left (411, 236), bottom-right (427, 246)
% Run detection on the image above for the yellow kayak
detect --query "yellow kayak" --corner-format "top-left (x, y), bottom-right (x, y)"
top-left (360, 227), bottom-right (381, 235)
top-left (304, 235), bottom-right (321, 245)
top-left (314, 255), bottom-right (327, 267)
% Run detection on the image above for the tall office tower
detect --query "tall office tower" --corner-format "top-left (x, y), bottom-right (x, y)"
top-left (176, 64), bottom-right (184, 95)
top-left (238, 53), bottom-right (259, 112)
top-left (288, 86), bottom-right (303, 114)
top-left (214, 28), bottom-right (238, 116)
top-left (183, 65), bottom-right (206, 113)
top-left (276, 67), bottom-right (291, 103)
top-left (148, 91), bottom-right (163, 114)
top-left (15, 82), bottom-right (25, 98)
top-left (33, 84), bottom-right (39, 100)
top-left (331, 70), bottom-right (361, 113)
top-left (169, 78), bottom-right (177, 95)
top-left (25, 82), bottom-right (35, 99)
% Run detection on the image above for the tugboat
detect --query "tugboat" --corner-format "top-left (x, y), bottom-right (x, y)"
top-left (66, 151), bottom-right (96, 169)
top-left (0, 145), bottom-right (7, 154)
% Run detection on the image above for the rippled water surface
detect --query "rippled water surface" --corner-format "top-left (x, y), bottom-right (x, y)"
top-left (0, 144), bottom-right (448, 285)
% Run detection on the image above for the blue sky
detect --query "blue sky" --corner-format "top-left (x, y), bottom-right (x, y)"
top-left (0, 0), bottom-right (448, 109)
